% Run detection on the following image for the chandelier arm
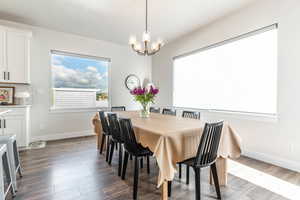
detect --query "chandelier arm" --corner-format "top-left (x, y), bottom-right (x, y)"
top-left (137, 50), bottom-right (146, 56)
top-left (149, 43), bottom-right (161, 55)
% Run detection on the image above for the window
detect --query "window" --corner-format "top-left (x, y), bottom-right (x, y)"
top-left (173, 25), bottom-right (277, 115)
top-left (51, 50), bottom-right (110, 109)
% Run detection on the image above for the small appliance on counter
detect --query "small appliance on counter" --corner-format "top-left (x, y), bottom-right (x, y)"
top-left (14, 92), bottom-right (31, 105)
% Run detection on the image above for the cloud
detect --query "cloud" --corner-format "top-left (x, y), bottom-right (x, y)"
top-left (52, 65), bottom-right (108, 90)
top-left (52, 55), bottom-right (64, 65)
top-left (87, 66), bottom-right (98, 72)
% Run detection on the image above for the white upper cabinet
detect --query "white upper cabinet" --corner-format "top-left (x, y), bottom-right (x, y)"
top-left (0, 29), bottom-right (6, 81)
top-left (0, 25), bottom-right (31, 84)
top-left (6, 31), bottom-right (29, 83)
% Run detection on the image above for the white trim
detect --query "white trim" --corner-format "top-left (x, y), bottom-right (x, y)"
top-left (49, 107), bottom-right (104, 113)
top-left (51, 50), bottom-right (111, 62)
top-left (53, 88), bottom-right (100, 92)
top-left (169, 106), bottom-right (278, 122)
top-left (30, 130), bottom-right (95, 142)
top-left (243, 151), bottom-right (300, 173)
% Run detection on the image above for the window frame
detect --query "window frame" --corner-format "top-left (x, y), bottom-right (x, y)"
top-left (49, 50), bottom-right (112, 112)
top-left (172, 24), bottom-right (278, 119)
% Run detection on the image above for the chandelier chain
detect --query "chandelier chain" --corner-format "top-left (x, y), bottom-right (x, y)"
top-left (146, 0), bottom-right (148, 32)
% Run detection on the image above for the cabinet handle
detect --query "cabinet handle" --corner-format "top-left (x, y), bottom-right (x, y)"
top-left (4, 119), bottom-right (6, 129)
top-left (0, 119), bottom-right (1, 129)
top-left (7, 72), bottom-right (10, 80)
top-left (3, 72), bottom-right (5, 80)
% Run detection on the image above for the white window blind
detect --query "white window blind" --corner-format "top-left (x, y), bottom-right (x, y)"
top-left (53, 89), bottom-right (97, 109)
top-left (173, 25), bottom-right (277, 115)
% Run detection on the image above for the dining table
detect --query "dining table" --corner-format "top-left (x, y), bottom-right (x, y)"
top-left (92, 111), bottom-right (242, 200)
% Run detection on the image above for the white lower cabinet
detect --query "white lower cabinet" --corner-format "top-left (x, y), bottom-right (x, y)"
top-left (0, 106), bottom-right (30, 147)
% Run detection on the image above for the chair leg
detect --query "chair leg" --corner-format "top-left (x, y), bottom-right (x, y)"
top-left (179, 163), bottom-right (182, 179)
top-left (18, 167), bottom-right (23, 178)
top-left (100, 134), bottom-right (106, 154)
top-left (108, 141), bottom-right (115, 165)
top-left (133, 156), bottom-right (139, 200)
top-left (146, 156), bottom-right (150, 174)
top-left (13, 141), bottom-right (22, 178)
top-left (186, 165), bottom-right (190, 185)
top-left (3, 152), bottom-right (16, 197)
top-left (194, 167), bottom-right (201, 200)
top-left (168, 181), bottom-right (172, 197)
top-left (140, 157), bottom-right (143, 169)
top-left (121, 152), bottom-right (129, 180)
top-left (105, 136), bottom-right (110, 162)
top-left (211, 163), bottom-right (221, 199)
top-left (118, 143), bottom-right (123, 176)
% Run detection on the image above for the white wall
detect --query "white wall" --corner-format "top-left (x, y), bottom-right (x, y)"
top-left (0, 19), bottom-right (151, 141)
top-left (152, 0), bottom-right (300, 172)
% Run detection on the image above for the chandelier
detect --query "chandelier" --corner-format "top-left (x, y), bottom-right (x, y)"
top-left (129, 0), bottom-right (164, 56)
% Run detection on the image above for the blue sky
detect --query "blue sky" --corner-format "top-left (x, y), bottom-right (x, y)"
top-left (52, 53), bottom-right (108, 92)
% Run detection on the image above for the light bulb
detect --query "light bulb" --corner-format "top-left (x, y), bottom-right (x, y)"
top-left (151, 42), bottom-right (158, 51)
top-left (135, 43), bottom-right (142, 51)
top-left (129, 36), bottom-right (137, 45)
top-left (142, 31), bottom-right (151, 42)
top-left (157, 38), bottom-right (164, 46)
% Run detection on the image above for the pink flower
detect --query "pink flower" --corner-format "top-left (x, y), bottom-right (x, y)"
top-left (150, 86), bottom-right (159, 95)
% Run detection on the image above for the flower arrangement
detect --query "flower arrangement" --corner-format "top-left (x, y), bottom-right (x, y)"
top-left (130, 85), bottom-right (159, 117)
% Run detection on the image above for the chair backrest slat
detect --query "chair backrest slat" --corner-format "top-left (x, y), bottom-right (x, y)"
top-left (111, 106), bottom-right (126, 111)
top-left (162, 108), bottom-right (176, 116)
top-left (107, 113), bottom-right (123, 142)
top-left (195, 121), bottom-right (223, 166)
top-left (119, 118), bottom-right (139, 154)
top-left (182, 111), bottom-right (200, 120)
top-left (99, 111), bottom-right (110, 134)
top-left (150, 107), bottom-right (160, 113)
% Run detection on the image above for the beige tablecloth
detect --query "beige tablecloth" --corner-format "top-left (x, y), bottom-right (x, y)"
top-left (92, 111), bottom-right (242, 187)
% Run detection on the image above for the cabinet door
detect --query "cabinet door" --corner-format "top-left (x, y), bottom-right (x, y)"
top-left (0, 29), bottom-right (6, 81)
top-left (6, 31), bottom-right (29, 83)
top-left (3, 117), bottom-right (26, 147)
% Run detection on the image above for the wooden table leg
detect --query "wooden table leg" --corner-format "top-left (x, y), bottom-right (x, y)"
top-left (210, 157), bottom-right (228, 186)
top-left (161, 181), bottom-right (168, 200)
top-left (96, 134), bottom-right (100, 150)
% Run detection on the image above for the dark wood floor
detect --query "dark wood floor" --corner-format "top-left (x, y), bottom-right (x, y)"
top-left (7, 136), bottom-right (300, 200)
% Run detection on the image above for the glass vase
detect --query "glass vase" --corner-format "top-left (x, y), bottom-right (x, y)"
top-left (140, 103), bottom-right (150, 118)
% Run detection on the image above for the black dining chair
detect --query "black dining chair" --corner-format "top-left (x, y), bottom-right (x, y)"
top-left (150, 107), bottom-right (160, 113)
top-left (111, 106), bottom-right (126, 111)
top-left (179, 110), bottom-right (201, 184)
top-left (182, 110), bottom-right (201, 119)
top-left (169, 121), bottom-right (223, 200)
top-left (119, 118), bottom-right (152, 200)
top-left (107, 113), bottom-right (124, 176)
top-left (99, 111), bottom-right (111, 162)
top-left (162, 108), bottom-right (176, 116)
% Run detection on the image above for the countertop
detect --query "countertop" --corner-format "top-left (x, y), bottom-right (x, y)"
top-left (0, 105), bottom-right (31, 108)
top-left (0, 110), bottom-right (12, 116)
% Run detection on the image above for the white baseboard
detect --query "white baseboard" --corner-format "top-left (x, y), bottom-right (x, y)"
top-left (30, 130), bottom-right (95, 142)
top-left (243, 151), bottom-right (300, 173)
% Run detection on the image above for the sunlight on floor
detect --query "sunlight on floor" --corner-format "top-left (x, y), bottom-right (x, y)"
top-left (228, 160), bottom-right (300, 200)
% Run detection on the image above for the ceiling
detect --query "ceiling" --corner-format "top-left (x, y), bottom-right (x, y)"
top-left (0, 0), bottom-right (258, 45)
